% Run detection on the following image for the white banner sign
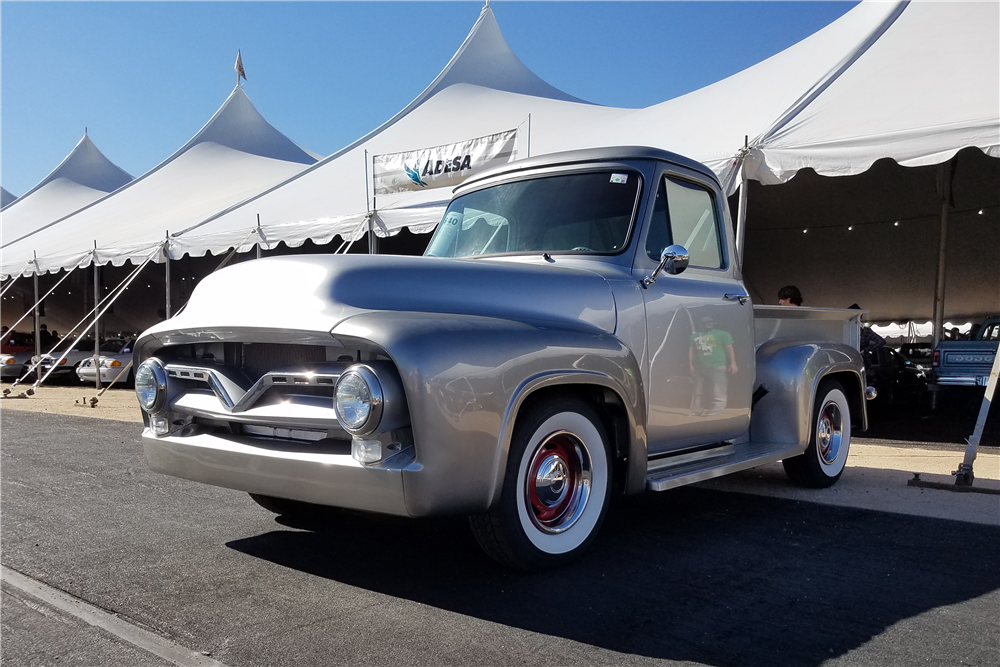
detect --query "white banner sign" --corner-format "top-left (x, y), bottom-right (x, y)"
top-left (373, 129), bottom-right (518, 196)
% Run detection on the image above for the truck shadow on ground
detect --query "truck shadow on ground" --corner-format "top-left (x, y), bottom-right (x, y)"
top-left (228, 487), bottom-right (1000, 667)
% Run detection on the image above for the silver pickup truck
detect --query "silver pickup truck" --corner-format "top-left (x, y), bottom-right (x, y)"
top-left (134, 147), bottom-right (871, 569)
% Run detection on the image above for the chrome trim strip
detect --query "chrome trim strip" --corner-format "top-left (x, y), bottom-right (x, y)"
top-left (165, 362), bottom-right (348, 414)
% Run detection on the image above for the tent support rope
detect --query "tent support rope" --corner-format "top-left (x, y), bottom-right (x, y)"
top-left (1, 264), bottom-right (77, 342)
top-left (6, 248), bottom-right (156, 392)
top-left (33, 249), bottom-right (158, 390)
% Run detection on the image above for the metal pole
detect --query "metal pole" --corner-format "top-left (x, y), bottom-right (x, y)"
top-left (256, 215), bottom-right (262, 260)
top-left (735, 158), bottom-right (749, 271)
top-left (527, 113), bottom-right (531, 158)
top-left (954, 346), bottom-right (1000, 486)
top-left (93, 250), bottom-right (101, 391)
top-left (368, 213), bottom-right (378, 255)
top-left (931, 162), bottom-right (952, 348)
top-left (164, 232), bottom-right (172, 318)
top-left (33, 253), bottom-right (40, 359)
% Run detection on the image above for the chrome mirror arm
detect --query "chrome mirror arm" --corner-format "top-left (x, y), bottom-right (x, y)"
top-left (642, 245), bottom-right (689, 287)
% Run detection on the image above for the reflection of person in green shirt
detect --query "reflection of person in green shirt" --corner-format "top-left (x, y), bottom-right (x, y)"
top-left (688, 316), bottom-right (738, 416)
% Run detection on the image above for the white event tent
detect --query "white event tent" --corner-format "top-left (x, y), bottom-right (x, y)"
top-left (0, 134), bottom-right (132, 252)
top-left (2, 1), bottom-right (996, 324)
top-left (1, 86), bottom-right (318, 277)
top-left (179, 1), bottom-right (998, 311)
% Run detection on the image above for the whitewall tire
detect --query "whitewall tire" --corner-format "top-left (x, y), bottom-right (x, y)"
top-left (783, 379), bottom-right (851, 488)
top-left (469, 398), bottom-right (612, 569)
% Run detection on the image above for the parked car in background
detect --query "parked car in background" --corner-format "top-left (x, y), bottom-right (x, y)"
top-left (864, 346), bottom-right (929, 412)
top-left (76, 339), bottom-right (137, 387)
top-left (1, 351), bottom-right (32, 381)
top-left (932, 316), bottom-right (999, 402)
top-left (25, 338), bottom-right (127, 384)
top-left (896, 343), bottom-right (934, 371)
top-left (1, 330), bottom-right (35, 355)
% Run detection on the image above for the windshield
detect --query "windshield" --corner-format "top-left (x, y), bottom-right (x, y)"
top-left (425, 170), bottom-right (641, 258)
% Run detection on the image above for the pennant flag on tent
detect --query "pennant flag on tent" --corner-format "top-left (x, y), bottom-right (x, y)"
top-left (373, 129), bottom-right (518, 196)
top-left (235, 50), bottom-right (247, 85)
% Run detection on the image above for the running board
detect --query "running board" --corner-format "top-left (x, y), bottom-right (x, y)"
top-left (645, 442), bottom-right (803, 492)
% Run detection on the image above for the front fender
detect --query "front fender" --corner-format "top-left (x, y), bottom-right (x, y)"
top-left (332, 311), bottom-right (645, 516)
top-left (751, 340), bottom-right (866, 448)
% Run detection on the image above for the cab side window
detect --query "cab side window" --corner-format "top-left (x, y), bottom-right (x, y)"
top-left (646, 175), bottom-right (723, 269)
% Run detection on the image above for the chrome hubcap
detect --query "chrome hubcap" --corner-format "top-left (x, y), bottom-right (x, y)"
top-left (525, 431), bottom-right (592, 534)
top-left (817, 401), bottom-right (843, 465)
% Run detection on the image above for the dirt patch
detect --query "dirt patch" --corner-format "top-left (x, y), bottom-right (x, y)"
top-left (0, 385), bottom-right (143, 423)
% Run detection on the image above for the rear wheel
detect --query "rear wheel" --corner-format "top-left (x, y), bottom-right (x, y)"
top-left (783, 379), bottom-right (851, 488)
top-left (469, 398), bottom-right (611, 570)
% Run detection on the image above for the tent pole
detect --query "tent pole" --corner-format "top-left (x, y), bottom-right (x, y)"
top-left (931, 162), bottom-right (953, 348)
top-left (165, 232), bottom-right (172, 318)
top-left (256, 215), bottom-right (262, 260)
top-left (368, 214), bottom-right (378, 254)
top-left (93, 244), bottom-right (101, 391)
top-left (33, 252), bottom-right (40, 360)
top-left (955, 345), bottom-right (1000, 486)
top-left (735, 158), bottom-right (749, 271)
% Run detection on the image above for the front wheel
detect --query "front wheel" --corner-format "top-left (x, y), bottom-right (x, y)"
top-left (783, 379), bottom-right (851, 488)
top-left (469, 398), bottom-right (611, 570)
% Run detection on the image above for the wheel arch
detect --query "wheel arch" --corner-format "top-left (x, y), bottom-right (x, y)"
top-left (752, 340), bottom-right (867, 449)
top-left (491, 371), bottom-right (648, 509)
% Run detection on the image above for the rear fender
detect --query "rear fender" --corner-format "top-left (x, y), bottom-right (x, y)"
top-left (752, 340), bottom-right (866, 449)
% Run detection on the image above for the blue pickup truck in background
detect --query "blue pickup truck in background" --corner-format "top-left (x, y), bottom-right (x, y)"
top-left (932, 317), bottom-right (999, 404)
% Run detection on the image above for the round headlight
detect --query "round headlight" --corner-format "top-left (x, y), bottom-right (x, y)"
top-left (335, 366), bottom-right (383, 435)
top-left (135, 358), bottom-right (168, 413)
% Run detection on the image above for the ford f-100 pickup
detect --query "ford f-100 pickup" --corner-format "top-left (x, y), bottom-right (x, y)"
top-left (134, 147), bottom-right (873, 569)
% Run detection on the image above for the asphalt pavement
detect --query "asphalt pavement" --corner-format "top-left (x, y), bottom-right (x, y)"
top-left (2, 410), bottom-right (998, 667)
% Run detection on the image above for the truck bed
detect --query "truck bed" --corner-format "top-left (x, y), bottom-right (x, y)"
top-left (753, 305), bottom-right (862, 350)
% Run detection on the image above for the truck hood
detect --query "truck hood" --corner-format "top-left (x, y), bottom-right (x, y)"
top-left (158, 254), bottom-right (618, 336)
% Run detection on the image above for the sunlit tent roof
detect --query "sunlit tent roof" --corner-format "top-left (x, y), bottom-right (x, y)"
top-left (0, 188), bottom-right (17, 208)
top-left (0, 134), bottom-right (132, 249)
top-left (173, 1), bottom-right (998, 270)
top-left (2, 86), bottom-right (317, 276)
top-left (169, 4), bottom-right (620, 258)
top-left (3, 1), bottom-right (996, 322)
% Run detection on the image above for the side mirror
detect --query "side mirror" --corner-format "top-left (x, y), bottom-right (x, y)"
top-left (643, 245), bottom-right (689, 287)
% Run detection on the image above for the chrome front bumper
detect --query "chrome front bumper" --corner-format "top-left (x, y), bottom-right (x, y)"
top-left (142, 429), bottom-right (412, 516)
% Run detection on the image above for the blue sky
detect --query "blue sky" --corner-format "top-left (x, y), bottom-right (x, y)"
top-left (1, 1), bottom-right (855, 196)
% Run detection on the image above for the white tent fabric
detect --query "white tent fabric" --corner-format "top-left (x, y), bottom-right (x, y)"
top-left (0, 134), bottom-right (132, 247)
top-left (171, 1), bottom-right (999, 261)
top-left (1, 86), bottom-right (317, 277)
top-left (3, 0), bottom-right (997, 300)
top-left (0, 187), bottom-right (17, 208)
top-left (168, 5), bottom-right (622, 259)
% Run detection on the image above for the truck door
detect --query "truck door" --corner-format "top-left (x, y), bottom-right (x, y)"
top-left (636, 169), bottom-right (754, 454)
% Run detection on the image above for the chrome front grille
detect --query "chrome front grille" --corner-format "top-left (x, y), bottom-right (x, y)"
top-left (164, 360), bottom-right (351, 433)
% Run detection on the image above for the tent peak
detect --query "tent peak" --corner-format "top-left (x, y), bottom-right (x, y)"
top-left (421, 4), bottom-right (590, 104)
top-left (182, 85), bottom-right (317, 165)
top-left (3, 133), bottom-right (133, 210)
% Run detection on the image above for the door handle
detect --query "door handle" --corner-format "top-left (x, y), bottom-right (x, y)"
top-left (724, 293), bottom-right (749, 305)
